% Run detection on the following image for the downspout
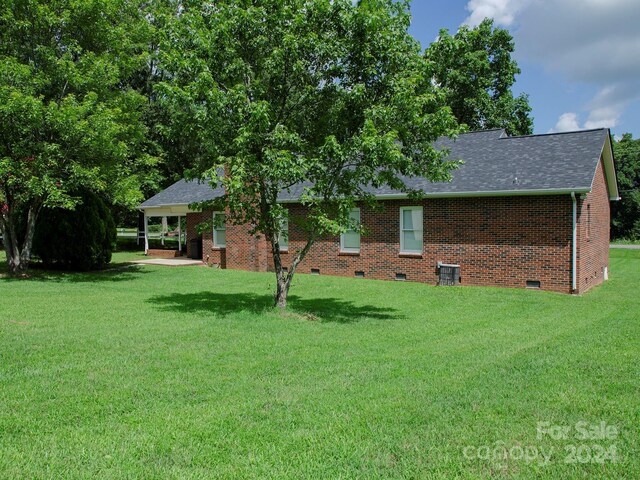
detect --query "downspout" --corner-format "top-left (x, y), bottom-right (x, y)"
top-left (144, 212), bottom-right (149, 255)
top-left (571, 192), bottom-right (577, 293)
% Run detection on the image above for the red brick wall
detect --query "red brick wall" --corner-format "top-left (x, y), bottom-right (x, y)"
top-left (186, 210), bottom-right (269, 270)
top-left (186, 211), bottom-right (226, 267)
top-left (576, 159), bottom-right (611, 293)
top-left (225, 223), bottom-right (270, 272)
top-left (276, 196), bottom-right (573, 293)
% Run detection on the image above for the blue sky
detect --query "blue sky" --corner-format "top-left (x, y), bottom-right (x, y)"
top-left (407, 0), bottom-right (640, 138)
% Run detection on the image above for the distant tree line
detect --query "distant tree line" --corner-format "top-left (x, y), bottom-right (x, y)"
top-left (612, 134), bottom-right (640, 240)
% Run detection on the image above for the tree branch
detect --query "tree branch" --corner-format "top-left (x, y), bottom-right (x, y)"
top-left (285, 231), bottom-right (316, 291)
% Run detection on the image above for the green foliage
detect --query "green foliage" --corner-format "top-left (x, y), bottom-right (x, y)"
top-left (0, 0), bottom-right (159, 273)
top-left (156, 0), bottom-right (461, 304)
top-left (33, 190), bottom-right (116, 270)
top-left (425, 18), bottom-right (533, 136)
top-left (0, 0), bottom-right (158, 209)
top-left (612, 133), bottom-right (640, 239)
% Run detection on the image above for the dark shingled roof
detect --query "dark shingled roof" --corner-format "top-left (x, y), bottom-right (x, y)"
top-left (139, 178), bottom-right (224, 209)
top-left (140, 128), bottom-right (613, 208)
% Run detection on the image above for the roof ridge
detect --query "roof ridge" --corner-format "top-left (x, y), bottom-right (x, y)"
top-left (504, 128), bottom-right (608, 140)
top-left (459, 128), bottom-right (506, 135)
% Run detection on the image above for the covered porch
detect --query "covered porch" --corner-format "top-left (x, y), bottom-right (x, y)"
top-left (138, 205), bottom-right (191, 257)
top-left (138, 177), bottom-right (224, 260)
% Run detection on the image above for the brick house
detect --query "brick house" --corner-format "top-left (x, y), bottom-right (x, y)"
top-left (139, 128), bottom-right (619, 294)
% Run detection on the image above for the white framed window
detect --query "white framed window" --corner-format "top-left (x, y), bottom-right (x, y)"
top-left (340, 208), bottom-right (361, 253)
top-left (278, 213), bottom-right (289, 251)
top-left (213, 212), bottom-right (226, 248)
top-left (400, 206), bottom-right (423, 254)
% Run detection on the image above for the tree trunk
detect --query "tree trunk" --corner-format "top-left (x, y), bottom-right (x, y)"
top-left (271, 238), bottom-right (289, 308)
top-left (1, 202), bottom-right (41, 276)
top-left (3, 221), bottom-right (24, 275)
top-left (275, 272), bottom-right (290, 309)
top-left (7, 253), bottom-right (26, 275)
top-left (271, 233), bottom-right (315, 309)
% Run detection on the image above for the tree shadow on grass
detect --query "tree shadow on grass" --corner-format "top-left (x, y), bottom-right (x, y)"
top-left (0, 260), bottom-right (149, 283)
top-left (147, 291), bottom-right (401, 324)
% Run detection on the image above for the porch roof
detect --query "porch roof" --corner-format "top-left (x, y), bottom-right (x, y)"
top-left (139, 177), bottom-right (224, 211)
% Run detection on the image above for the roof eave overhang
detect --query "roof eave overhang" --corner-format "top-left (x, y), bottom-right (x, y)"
top-left (137, 203), bottom-right (194, 216)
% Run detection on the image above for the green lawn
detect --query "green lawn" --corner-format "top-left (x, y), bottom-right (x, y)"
top-left (1, 250), bottom-right (638, 479)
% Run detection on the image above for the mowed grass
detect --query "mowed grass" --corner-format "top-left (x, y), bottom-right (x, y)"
top-left (0, 250), bottom-right (638, 479)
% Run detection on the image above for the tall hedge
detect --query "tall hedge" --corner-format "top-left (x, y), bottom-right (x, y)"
top-left (33, 191), bottom-right (117, 271)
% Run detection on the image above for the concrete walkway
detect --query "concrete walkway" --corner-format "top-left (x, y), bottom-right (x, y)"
top-left (610, 244), bottom-right (640, 250)
top-left (130, 258), bottom-right (205, 267)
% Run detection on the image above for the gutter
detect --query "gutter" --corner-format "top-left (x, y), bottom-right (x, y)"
top-left (277, 187), bottom-right (593, 204)
top-left (571, 192), bottom-right (577, 293)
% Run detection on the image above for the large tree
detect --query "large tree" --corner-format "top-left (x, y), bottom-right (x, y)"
top-left (157, 0), bottom-right (460, 308)
top-left (0, 0), bottom-right (158, 274)
top-left (425, 18), bottom-right (533, 136)
top-left (129, 0), bottom-right (196, 187)
top-left (612, 133), bottom-right (640, 240)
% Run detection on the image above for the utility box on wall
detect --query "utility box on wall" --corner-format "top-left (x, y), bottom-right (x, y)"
top-left (189, 238), bottom-right (202, 260)
top-left (438, 263), bottom-right (460, 286)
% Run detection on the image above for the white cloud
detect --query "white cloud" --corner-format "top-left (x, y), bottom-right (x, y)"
top-left (584, 82), bottom-right (640, 129)
top-left (515, 0), bottom-right (640, 84)
top-left (584, 109), bottom-right (620, 130)
top-left (584, 86), bottom-right (625, 129)
top-left (464, 0), bottom-right (530, 27)
top-left (551, 113), bottom-right (581, 133)
top-left (465, 0), bottom-right (640, 131)
top-left (550, 83), bottom-right (637, 131)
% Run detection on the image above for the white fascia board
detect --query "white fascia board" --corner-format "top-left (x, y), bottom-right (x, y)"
top-left (600, 132), bottom-right (621, 201)
top-left (138, 202), bottom-right (191, 209)
top-left (139, 204), bottom-right (193, 216)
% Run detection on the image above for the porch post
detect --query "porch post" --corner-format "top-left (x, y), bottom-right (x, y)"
top-left (178, 216), bottom-right (182, 254)
top-left (144, 213), bottom-right (149, 254)
top-left (161, 216), bottom-right (167, 246)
